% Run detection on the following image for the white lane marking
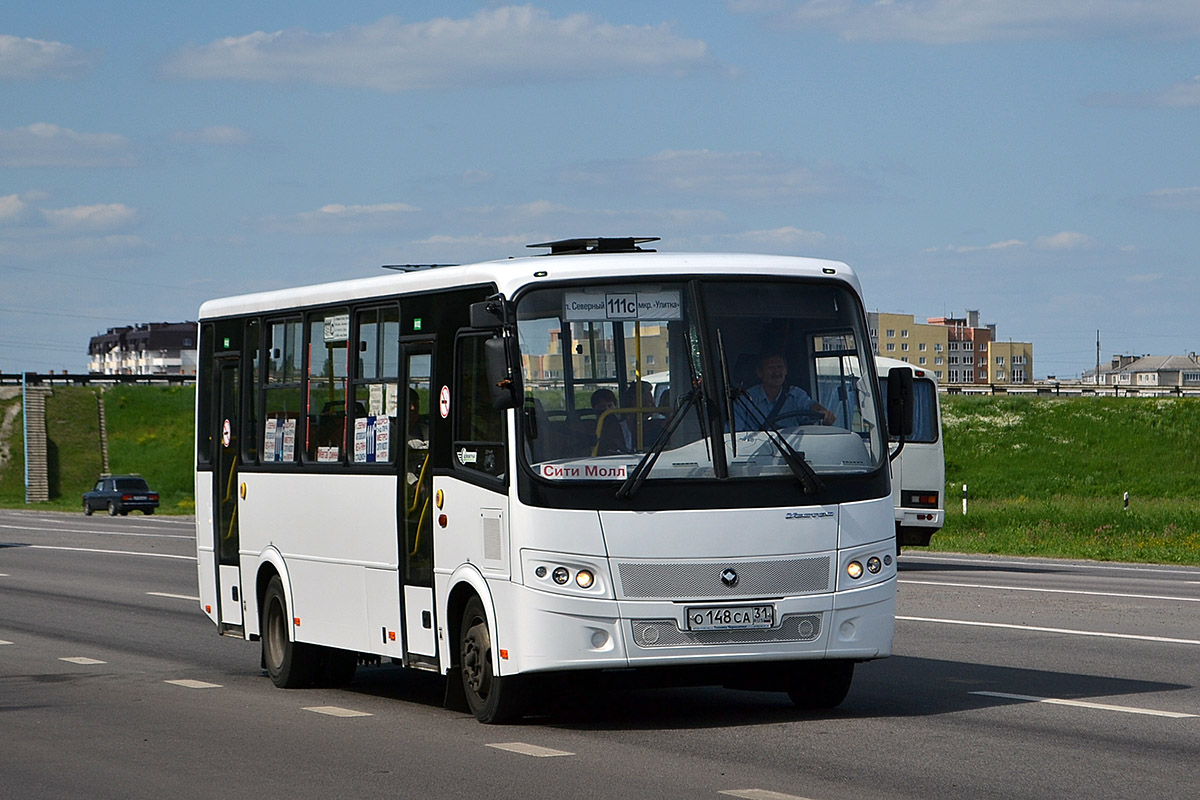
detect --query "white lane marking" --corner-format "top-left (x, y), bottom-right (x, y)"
top-left (166, 679), bottom-right (222, 689)
top-left (147, 592), bottom-right (200, 601)
top-left (898, 615), bottom-right (1200, 646)
top-left (720, 791), bottom-right (814, 800)
top-left (303, 706), bottom-right (372, 718)
top-left (0, 640), bottom-right (12, 646)
top-left (0, 573), bottom-right (8, 577)
top-left (60, 657), bottom-right (106, 665)
top-left (971, 691), bottom-right (1198, 719)
top-left (900, 579), bottom-right (1200, 604)
top-left (28, 545), bottom-right (195, 561)
top-left (0, 523), bottom-right (192, 540)
top-left (487, 742), bottom-right (574, 758)
top-left (902, 554), bottom-right (1199, 578)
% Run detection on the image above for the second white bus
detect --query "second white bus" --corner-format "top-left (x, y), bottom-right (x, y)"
top-left (877, 357), bottom-right (944, 548)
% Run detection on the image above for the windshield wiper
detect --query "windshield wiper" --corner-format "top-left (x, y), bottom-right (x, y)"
top-left (730, 388), bottom-right (825, 495)
top-left (615, 384), bottom-right (703, 500)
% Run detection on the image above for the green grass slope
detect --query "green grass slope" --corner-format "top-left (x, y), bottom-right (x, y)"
top-left (937, 395), bottom-right (1200, 564)
top-left (0, 385), bottom-right (195, 514)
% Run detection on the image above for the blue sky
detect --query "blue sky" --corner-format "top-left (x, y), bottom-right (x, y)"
top-left (3, 1), bottom-right (1199, 377)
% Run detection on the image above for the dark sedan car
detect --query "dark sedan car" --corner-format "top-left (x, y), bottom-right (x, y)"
top-left (82, 475), bottom-right (160, 516)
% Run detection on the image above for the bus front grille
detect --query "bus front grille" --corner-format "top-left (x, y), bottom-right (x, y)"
top-left (631, 615), bottom-right (822, 648)
top-left (617, 557), bottom-right (831, 599)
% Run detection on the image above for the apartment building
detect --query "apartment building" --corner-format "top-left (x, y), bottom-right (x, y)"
top-left (867, 312), bottom-right (949, 380)
top-left (88, 322), bottom-right (198, 375)
top-left (986, 340), bottom-right (1034, 385)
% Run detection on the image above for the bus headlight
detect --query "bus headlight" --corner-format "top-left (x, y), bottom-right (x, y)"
top-left (867, 556), bottom-right (882, 574)
top-left (552, 567), bottom-right (570, 585)
top-left (846, 561), bottom-right (864, 580)
top-left (575, 570), bottom-right (594, 589)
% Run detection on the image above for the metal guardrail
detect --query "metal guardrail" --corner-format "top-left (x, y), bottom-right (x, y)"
top-left (0, 372), bottom-right (195, 387)
top-left (941, 382), bottom-right (1200, 398)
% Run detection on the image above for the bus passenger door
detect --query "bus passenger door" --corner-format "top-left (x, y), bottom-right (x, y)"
top-left (401, 347), bottom-right (437, 664)
top-left (213, 357), bottom-right (243, 628)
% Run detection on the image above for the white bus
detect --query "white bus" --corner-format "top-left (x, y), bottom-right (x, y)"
top-left (875, 357), bottom-right (944, 548)
top-left (195, 237), bottom-right (911, 723)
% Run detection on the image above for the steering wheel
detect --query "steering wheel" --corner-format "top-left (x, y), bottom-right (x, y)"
top-left (769, 409), bottom-right (826, 427)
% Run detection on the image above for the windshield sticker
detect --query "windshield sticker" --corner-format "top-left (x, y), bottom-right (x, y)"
top-left (563, 290), bottom-right (682, 322)
top-left (457, 447), bottom-right (478, 465)
top-left (540, 462), bottom-right (629, 480)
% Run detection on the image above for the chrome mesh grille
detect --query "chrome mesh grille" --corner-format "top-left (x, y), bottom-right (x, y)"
top-left (617, 557), bottom-right (830, 599)
top-left (631, 614), bottom-right (822, 648)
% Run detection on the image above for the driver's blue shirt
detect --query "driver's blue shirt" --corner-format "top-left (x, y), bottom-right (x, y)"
top-left (735, 384), bottom-right (816, 431)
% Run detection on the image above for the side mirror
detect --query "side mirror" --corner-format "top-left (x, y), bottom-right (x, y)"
top-left (484, 336), bottom-right (520, 409)
top-left (470, 298), bottom-right (507, 329)
top-left (886, 367), bottom-right (914, 438)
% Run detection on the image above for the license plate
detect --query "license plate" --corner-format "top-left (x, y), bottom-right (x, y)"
top-left (685, 604), bottom-right (775, 631)
top-left (131, 495), bottom-right (147, 501)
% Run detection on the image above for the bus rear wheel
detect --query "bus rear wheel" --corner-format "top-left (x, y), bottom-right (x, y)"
top-left (786, 661), bottom-right (854, 710)
top-left (459, 595), bottom-right (525, 724)
top-left (262, 575), bottom-right (319, 688)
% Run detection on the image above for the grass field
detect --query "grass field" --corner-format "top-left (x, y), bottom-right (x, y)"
top-left (0, 385), bottom-right (195, 514)
top-left (934, 395), bottom-right (1200, 564)
top-left (0, 387), bottom-right (1196, 565)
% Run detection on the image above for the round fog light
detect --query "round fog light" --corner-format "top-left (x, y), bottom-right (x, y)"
top-left (575, 569), bottom-right (594, 588)
top-left (552, 567), bottom-right (570, 585)
top-left (867, 556), bottom-right (882, 574)
top-left (535, 566), bottom-right (547, 579)
top-left (846, 560), bottom-right (864, 579)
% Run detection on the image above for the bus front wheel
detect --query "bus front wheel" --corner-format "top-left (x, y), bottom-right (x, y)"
top-left (262, 575), bottom-right (319, 688)
top-left (459, 595), bottom-right (525, 724)
top-left (786, 660), bottom-right (854, 710)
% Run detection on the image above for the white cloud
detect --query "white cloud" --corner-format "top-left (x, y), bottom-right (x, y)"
top-left (168, 126), bottom-right (252, 146)
top-left (924, 238), bottom-right (1026, 254)
top-left (259, 202), bottom-right (421, 234)
top-left (1154, 75), bottom-right (1200, 106)
top-left (1088, 74), bottom-right (1200, 108)
top-left (725, 226), bottom-right (828, 248)
top-left (563, 149), bottom-right (866, 202)
top-left (1140, 186), bottom-right (1200, 211)
top-left (0, 123), bottom-right (135, 167)
top-left (1034, 231), bottom-right (1092, 250)
top-left (0, 194), bottom-right (28, 223)
top-left (0, 34), bottom-right (96, 80)
top-left (735, 1), bottom-right (1200, 43)
top-left (1127, 273), bottom-right (1164, 284)
top-left (40, 203), bottom-right (138, 231)
top-left (162, 7), bottom-right (720, 91)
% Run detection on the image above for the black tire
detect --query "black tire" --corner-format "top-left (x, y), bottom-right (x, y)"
top-left (786, 661), bottom-right (855, 710)
top-left (261, 575), bottom-right (319, 688)
top-left (83, 500), bottom-right (93, 516)
top-left (459, 595), bottom-right (525, 724)
top-left (107, 501), bottom-right (118, 517)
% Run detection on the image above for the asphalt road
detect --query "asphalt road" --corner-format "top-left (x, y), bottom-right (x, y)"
top-left (1, 508), bottom-right (1197, 800)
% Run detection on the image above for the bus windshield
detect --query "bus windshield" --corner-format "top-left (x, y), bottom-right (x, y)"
top-left (516, 278), bottom-right (885, 484)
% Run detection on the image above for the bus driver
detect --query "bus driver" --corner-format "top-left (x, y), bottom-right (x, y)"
top-left (735, 352), bottom-right (836, 430)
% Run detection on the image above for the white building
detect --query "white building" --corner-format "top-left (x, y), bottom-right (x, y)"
top-left (88, 322), bottom-right (198, 375)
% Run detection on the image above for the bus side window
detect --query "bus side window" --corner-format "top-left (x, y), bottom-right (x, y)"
top-left (454, 334), bottom-right (507, 481)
